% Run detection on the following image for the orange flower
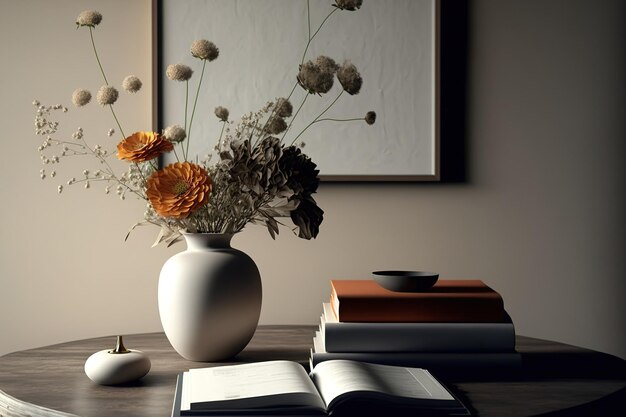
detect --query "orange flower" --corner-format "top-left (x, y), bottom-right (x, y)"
top-left (146, 162), bottom-right (212, 219)
top-left (117, 131), bottom-right (173, 162)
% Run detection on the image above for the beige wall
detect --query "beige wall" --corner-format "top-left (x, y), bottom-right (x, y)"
top-left (1, 0), bottom-right (624, 360)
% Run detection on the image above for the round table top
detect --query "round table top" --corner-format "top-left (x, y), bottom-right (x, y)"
top-left (0, 326), bottom-right (625, 417)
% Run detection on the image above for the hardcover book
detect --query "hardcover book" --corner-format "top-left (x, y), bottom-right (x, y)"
top-left (311, 332), bottom-right (522, 376)
top-left (320, 303), bottom-right (516, 353)
top-left (171, 360), bottom-right (469, 417)
top-left (330, 279), bottom-right (506, 323)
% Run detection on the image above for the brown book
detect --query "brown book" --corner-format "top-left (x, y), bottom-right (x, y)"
top-left (330, 280), bottom-right (506, 323)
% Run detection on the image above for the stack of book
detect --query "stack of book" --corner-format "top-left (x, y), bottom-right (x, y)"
top-left (310, 279), bottom-right (521, 376)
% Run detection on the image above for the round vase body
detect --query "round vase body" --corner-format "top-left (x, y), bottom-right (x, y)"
top-left (158, 233), bottom-right (262, 361)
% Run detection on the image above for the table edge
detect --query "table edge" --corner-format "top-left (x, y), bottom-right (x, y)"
top-left (0, 388), bottom-right (79, 417)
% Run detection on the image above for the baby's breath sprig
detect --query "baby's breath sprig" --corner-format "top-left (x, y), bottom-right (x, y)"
top-left (33, 100), bottom-right (147, 200)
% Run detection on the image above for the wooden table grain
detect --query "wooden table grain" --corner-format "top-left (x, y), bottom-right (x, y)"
top-left (1, 326), bottom-right (625, 417)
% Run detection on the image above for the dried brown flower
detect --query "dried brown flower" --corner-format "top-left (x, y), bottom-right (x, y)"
top-left (163, 125), bottom-right (186, 143)
top-left (122, 75), bottom-right (142, 93)
top-left (337, 61), bottom-right (363, 95)
top-left (333, 0), bottom-right (363, 11)
top-left (275, 98), bottom-right (293, 118)
top-left (191, 39), bottom-right (219, 61)
top-left (96, 85), bottom-right (119, 105)
top-left (297, 59), bottom-right (334, 95)
top-left (279, 146), bottom-right (320, 197)
top-left (76, 11), bottom-right (102, 27)
top-left (253, 136), bottom-right (286, 191)
top-left (265, 116), bottom-right (288, 135)
top-left (316, 56), bottom-right (339, 74)
top-left (146, 162), bottom-right (212, 219)
top-left (214, 106), bottom-right (229, 122)
top-left (365, 111), bottom-right (376, 125)
top-left (278, 146), bottom-right (323, 239)
top-left (72, 89), bottom-right (91, 107)
top-left (166, 64), bottom-right (193, 81)
top-left (290, 197), bottom-right (324, 239)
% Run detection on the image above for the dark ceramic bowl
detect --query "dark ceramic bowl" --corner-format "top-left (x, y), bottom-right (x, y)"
top-left (372, 271), bottom-right (439, 292)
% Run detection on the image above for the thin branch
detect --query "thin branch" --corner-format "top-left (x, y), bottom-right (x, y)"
top-left (186, 60), bottom-right (207, 159)
top-left (89, 28), bottom-right (108, 85)
top-left (291, 89), bottom-right (344, 145)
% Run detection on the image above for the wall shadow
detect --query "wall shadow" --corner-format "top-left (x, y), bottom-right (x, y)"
top-left (439, 0), bottom-right (470, 183)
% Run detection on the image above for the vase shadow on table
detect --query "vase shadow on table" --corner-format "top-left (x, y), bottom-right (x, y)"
top-left (230, 347), bottom-right (311, 365)
top-left (531, 387), bottom-right (626, 417)
top-left (521, 350), bottom-right (626, 379)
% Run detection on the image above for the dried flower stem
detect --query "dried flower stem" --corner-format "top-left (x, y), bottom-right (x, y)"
top-left (306, 0), bottom-right (312, 43)
top-left (282, 94), bottom-right (309, 142)
top-left (108, 105), bottom-right (126, 138)
top-left (184, 81), bottom-right (189, 137)
top-left (217, 121), bottom-right (226, 147)
top-left (286, 82), bottom-right (299, 104)
top-left (301, 7), bottom-right (338, 66)
top-left (314, 117), bottom-right (365, 123)
top-left (171, 146), bottom-right (181, 163)
top-left (251, 120), bottom-right (266, 147)
top-left (291, 89), bottom-right (344, 145)
top-left (89, 28), bottom-right (108, 85)
top-left (186, 60), bottom-right (207, 159)
top-left (89, 27), bottom-right (126, 139)
top-left (263, 3), bottom-right (338, 143)
top-left (260, 4), bottom-right (335, 140)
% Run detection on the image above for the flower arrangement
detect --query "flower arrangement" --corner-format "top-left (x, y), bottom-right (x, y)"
top-left (34, 1), bottom-right (375, 246)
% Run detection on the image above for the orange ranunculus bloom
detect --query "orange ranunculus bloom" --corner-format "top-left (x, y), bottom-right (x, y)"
top-left (146, 162), bottom-right (212, 219)
top-left (117, 131), bottom-right (174, 162)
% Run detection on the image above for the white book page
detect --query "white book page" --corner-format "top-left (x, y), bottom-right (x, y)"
top-left (182, 372), bottom-right (190, 410)
top-left (183, 361), bottom-right (326, 411)
top-left (310, 360), bottom-right (454, 408)
top-left (322, 303), bottom-right (338, 323)
top-left (314, 332), bottom-right (326, 353)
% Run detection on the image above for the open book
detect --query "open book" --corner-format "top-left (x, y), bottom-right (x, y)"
top-left (172, 360), bottom-right (469, 416)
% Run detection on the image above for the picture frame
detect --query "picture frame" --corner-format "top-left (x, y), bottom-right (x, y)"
top-left (155, 0), bottom-right (440, 182)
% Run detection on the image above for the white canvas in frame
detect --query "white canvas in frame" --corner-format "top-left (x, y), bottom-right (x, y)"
top-left (159, 0), bottom-right (439, 181)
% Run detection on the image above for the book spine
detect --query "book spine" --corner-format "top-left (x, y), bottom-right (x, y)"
top-left (311, 333), bottom-right (521, 377)
top-left (309, 349), bottom-right (522, 374)
top-left (311, 340), bottom-right (521, 374)
top-left (334, 293), bottom-right (505, 323)
top-left (322, 320), bottom-right (516, 353)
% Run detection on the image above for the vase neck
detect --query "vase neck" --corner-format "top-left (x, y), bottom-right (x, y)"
top-left (183, 233), bottom-right (233, 250)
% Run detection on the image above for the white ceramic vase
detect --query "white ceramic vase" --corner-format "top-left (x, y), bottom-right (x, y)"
top-left (158, 233), bottom-right (262, 361)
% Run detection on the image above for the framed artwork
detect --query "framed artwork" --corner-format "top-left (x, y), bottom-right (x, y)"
top-left (155, 0), bottom-right (439, 181)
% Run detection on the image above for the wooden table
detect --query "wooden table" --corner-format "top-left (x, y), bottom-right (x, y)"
top-left (1, 326), bottom-right (625, 417)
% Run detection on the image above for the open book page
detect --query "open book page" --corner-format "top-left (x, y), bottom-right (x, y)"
top-left (182, 360), bottom-right (326, 412)
top-left (309, 360), bottom-right (455, 410)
